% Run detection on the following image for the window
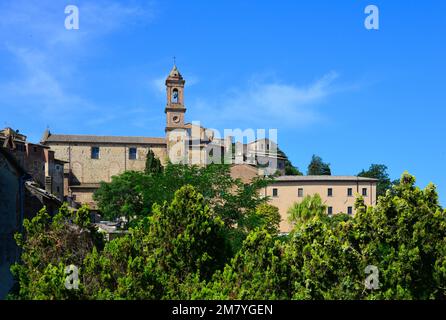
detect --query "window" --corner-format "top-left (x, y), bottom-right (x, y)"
top-left (272, 188), bottom-right (278, 197)
top-left (348, 207), bottom-right (353, 215)
top-left (328, 207), bottom-right (333, 216)
top-left (91, 147), bottom-right (100, 159)
top-left (172, 88), bottom-right (179, 103)
top-left (55, 165), bottom-right (60, 171)
top-left (298, 188), bottom-right (304, 197)
top-left (56, 186), bottom-right (60, 193)
top-left (328, 188), bottom-right (333, 197)
top-left (33, 146), bottom-right (37, 152)
top-left (362, 188), bottom-right (368, 197)
top-left (347, 188), bottom-right (353, 197)
top-left (129, 147), bottom-right (137, 160)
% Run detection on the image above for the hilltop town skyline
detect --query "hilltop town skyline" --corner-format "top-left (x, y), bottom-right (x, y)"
top-left (1, 0), bottom-right (445, 205)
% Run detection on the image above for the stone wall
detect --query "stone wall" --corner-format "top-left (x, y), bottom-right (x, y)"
top-left (48, 143), bottom-right (167, 184)
top-left (0, 152), bottom-right (21, 299)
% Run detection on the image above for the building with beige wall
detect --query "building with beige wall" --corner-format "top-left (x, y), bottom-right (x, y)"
top-left (265, 176), bottom-right (378, 233)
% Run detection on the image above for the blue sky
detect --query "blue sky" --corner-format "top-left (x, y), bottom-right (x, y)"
top-left (1, 0), bottom-right (445, 204)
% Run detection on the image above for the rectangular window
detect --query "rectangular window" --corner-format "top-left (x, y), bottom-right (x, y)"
top-left (328, 188), bottom-right (333, 197)
top-left (348, 207), bottom-right (353, 215)
top-left (129, 147), bottom-right (137, 160)
top-left (347, 188), bottom-right (353, 197)
top-left (362, 188), bottom-right (368, 197)
top-left (328, 207), bottom-right (333, 216)
top-left (298, 188), bottom-right (304, 197)
top-left (91, 146), bottom-right (100, 159)
top-left (272, 188), bottom-right (278, 197)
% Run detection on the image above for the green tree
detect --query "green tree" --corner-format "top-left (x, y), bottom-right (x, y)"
top-left (83, 185), bottom-right (230, 299)
top-left (307, 154), bottom-right (331, 175)
top-left (353, 172), bottom-right (446, 299)
top-left (284, 214), bottom-right (363, 300)
top-left (241, 203), bottom-right (282, 235)
top-left (94, 163), bottom-right (271, 252)
top-left (148, 186), bottom-right (228, 286)
top-left (93, 171), bottom-right (150, 222)
top-left (287, 194), bottom-right (327, 226)
top-left (144, 149), bottom-right (163, 175)
top-left (192, 229), bottom-right (288, 300)
top-left (10, 204), bottom-right (103, 300)
top-left (358, 164), bottom-right (392, 198)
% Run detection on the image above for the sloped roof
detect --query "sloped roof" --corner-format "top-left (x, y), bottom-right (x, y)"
top-left (43, 134), bottom-right (166, 145)
top-left (25, 180), bottom-right (62, 204)
top-left (274, 175), bottom-right (378, 182)
top-left (167, 65), bottom-right (183, 79)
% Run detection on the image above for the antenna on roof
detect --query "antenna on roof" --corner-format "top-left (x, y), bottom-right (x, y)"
top-left (173, 56), bottom-right (176, 67)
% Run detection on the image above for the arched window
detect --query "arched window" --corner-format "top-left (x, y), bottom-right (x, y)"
top-left (172, 88), bottom-right (179, 104)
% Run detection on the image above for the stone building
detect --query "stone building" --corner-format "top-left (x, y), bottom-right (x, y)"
top-left (0, 143), bottom-right (62, 298)
top-left (0, 128), bottom-right (64, 201)
top-left (41, 65), bottom-right (284, 209)
top-left (40, 134), bottom-right (167, 209)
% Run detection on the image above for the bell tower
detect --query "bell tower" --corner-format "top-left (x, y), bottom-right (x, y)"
top-left (165, 64), bottom-right (187, 163)
top-left (165, 64), bottom-right (186, 131)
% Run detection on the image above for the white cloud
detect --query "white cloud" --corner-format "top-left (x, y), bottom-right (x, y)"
top-left (0, 0), bottom-right (155, 128)
top-left (150, 76), bottom-right (167, 95)
top-left (190, 71), bottom-right (341, 129)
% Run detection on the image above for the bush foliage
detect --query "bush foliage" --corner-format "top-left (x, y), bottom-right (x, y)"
top-left (10, 167), bottom-right (446, 300)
